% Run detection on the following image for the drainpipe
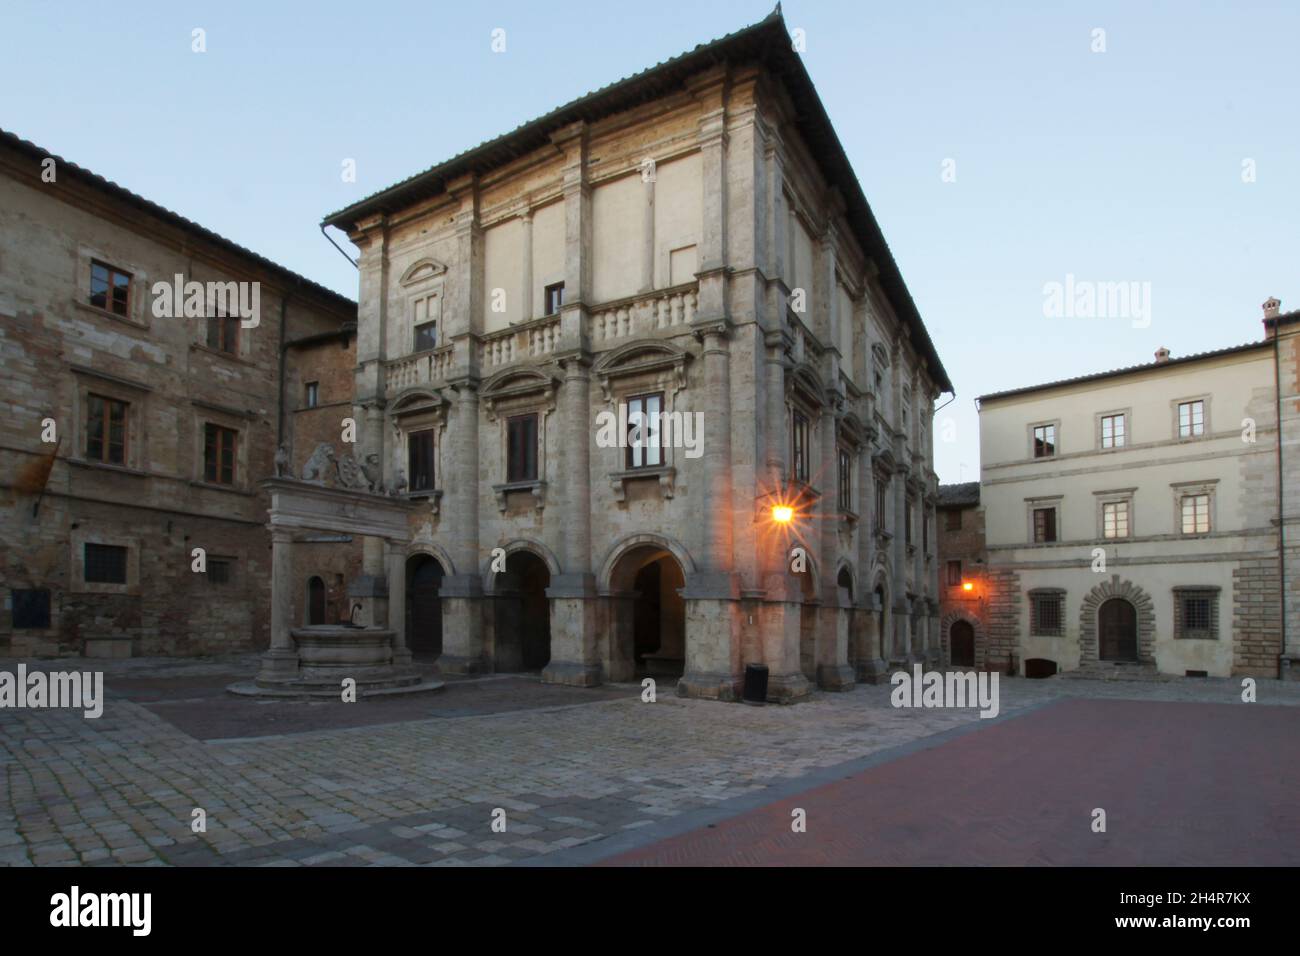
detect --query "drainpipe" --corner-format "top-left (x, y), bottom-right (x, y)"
top-left (1272, 320), bottom-right (1288, 676)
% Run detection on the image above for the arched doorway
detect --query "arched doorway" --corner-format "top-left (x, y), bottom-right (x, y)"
top-left (609, 546), bottom-right (686, 681)
top-left (874, 584), bottom-right (889, 659)
top-left (405, 554), bottom-right (444, 657)
top-left (1099, 598), bottom-right (1138, 662)
top-left (837, 567), bottom-right (855, 669)
top-left (494, 551), bottom-right (552, 672)
top-left (307, 576), bottom-right (326, 625)
top-left (949, 619), bottom-right (975, 667)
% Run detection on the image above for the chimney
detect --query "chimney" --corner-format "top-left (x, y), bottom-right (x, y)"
top-left (1263, 296), bottom-right (1282, 339)
top-left (1154, 346), bottom-right (1171, 364)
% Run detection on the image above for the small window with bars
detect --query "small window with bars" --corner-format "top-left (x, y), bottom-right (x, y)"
top-left (1174, 588), bottom-right (1219, 640)
top-left (1029, 590), bottom-right (1065, 636)
top-left (84, 543), bottom-right (128, 585)
top-left (207, 558), bottom-right (234, 585)
top-left (11, 589), bottom-right (52, 628)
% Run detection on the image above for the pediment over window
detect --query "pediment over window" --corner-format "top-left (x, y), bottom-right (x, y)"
top-left (787, 361), bottom-right (827, 410)
top-left (481, 366), bottom-right (560, 421)
top-left (839, 412), bottom-right (866, 448)
top-left (593, 339), bottom-right (691, 403)
top-left (872, 446), bottom-right (897, 475)
top-left (390, 388), bottom-right (448, 422)
top-left (871, 342), bottom-right (890, 368)
top-left (399, 257), bottom-right (449, 287)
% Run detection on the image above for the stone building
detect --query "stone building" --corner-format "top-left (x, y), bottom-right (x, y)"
top-left (1267, 302), bottom-right (1300, 679)
top-left (936, 482), bottom-right (994, 669)
top-left (976, 304), bottom-right (1296, 679)
top-left (0, 129), bottom-right (355, 658)
top-left (314, 10), bottom-right (952, 701)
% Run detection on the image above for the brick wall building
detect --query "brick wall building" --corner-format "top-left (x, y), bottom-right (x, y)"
top-left (0, 130), bottom-right (355, 658)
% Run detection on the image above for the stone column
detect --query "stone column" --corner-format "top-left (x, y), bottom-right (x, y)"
top-left (640, 166), bottom-right (655, 293)
top-left (678, 323), bottom-right (742, 700)
top-left (519, 211), bottom-right (533, 322)
top-left (386, 539), bottom-right (412, 667)
top-left (817, 406), bottom-right (854, 691)
top-left (258, 527), bottom-right (300, 682)
top-left (439, 382), bottom-right (486, 673)
top-left (544, 356), bottom-right (601, 686)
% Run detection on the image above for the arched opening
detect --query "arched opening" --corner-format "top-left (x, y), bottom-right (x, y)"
top-left (306, 576), bottom-right (326, 625)
top-left (405, 554), bottom-right (444, 658)
top-left (837, 567), bottom-right (855, 669)
top-left (874, 583), bottom-right (889, 660)
top-left (798, 567), bottom-right (817, 682)
top-left (1099, 597), bottom-right (1138, 662)
top-left (1025, 658), bottom-right (1059, 678)
top-left (949, 619), bottom-right (975, 667)
top-left (609, 545), bottom-right (686, 682)
top-left (493, 550), bottom-right (552, 672)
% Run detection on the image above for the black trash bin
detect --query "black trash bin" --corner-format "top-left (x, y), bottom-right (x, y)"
top-left (742, 663), bottom-right (769, 705)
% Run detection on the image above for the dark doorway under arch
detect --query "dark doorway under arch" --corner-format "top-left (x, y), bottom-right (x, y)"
top-left (406, 554), bottom-right (444, 657)
top-left (949, 619), bottom-right (975, 667)
top-left (494, 551), bottom-right (552, 672)
top-left (307, 576), bottom-right (326, 625)
top-left (609, 546), bottom-right (686, 682)
top-left (1099, 598), bottom-right (1138, 662)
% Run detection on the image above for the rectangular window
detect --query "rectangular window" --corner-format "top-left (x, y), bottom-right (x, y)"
top-left (84, 543), bottom-right (127, 584)
top-left (507, 414), bottom-right (538, 482)
top-left (1101, 413), bottom-right (1126, 449)
top-left (922, 510), bottom-right (929, 553)
top-left (945, 509), bottom-right (962, 531)
top-left (791, 411), bottom-right (810, 484)
top-left (626, 393), bottom-right (663, 469)
top-left (86, 393), bottom-right (127, 465)
top-left (414, 320), bottom-right (437, 352)
top-left (837, 448), bottom-right (851, 512)
top-left (206, 314), bottom-right (240, 354)
top-left (1180, 494), bottom-right (1210, 534)
top-left (90, 261), bottom-right (131, 316)
top-left (304, 382), bottom-right (319, 408)
top-left (875, 480), bottom-right (888, 533)
top-left (203, 424), bottom-right (237, 485)
top-left (905, 500), bottom-right (913, 547)
top-left (207, 558), bottom-right (233, 585)
top-left (1178, 400), bottom-right (1205, 438)
top-left (1030, 591), bottom-right (1064, 636)
top-left (11, 588), bottom-right (52, 629)
top-left (947, 560), bottom-right (962, 588)
top-left (544, 282), bottom-right (565, 317)
top-left (1102, 500), bottom-right (1130, 539)
top-left (1033, 424), bottom-right (1056, 458)
top-left (1033, 507), bottom-right (1057, 543)
top-left (1175, 589), bottom-right (1218, 640)
top-left (408, 430), bottom-right (435, 492)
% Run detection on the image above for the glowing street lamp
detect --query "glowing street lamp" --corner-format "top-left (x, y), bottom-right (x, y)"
top-left (962, 581), bottom-right (974, 593)
top-left (772, 504), bottom-right (794, 524)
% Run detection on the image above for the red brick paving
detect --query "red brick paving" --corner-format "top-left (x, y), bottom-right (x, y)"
top-left (602, 698), bottom-right (1300, 866)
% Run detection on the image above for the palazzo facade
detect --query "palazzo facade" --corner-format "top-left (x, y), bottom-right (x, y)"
top-left (317, 11), bottom-right (951, 700)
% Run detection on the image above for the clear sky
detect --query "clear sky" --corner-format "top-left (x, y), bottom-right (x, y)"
top-left (3, 0), bottom-right (1297, 483)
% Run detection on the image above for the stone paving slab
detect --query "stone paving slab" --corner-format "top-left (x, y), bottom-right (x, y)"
top-left (2, 655), bottom-right (1298, 867)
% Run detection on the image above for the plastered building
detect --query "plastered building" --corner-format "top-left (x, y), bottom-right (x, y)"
top-left (977, 302), bottom-right (1300, 679)
top-left (318, 10), bottom-right (952, 701)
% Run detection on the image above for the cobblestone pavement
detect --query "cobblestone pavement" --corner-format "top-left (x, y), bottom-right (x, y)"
top-left (2, 655), bottom-right (1297, 867)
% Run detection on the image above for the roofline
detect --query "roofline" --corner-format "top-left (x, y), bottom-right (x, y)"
top-left (320, 8), bottom-right (951, 392)
top-left (0, 128), bottom-right (355, 314)
top-left (976, 339), bottom-right (1272, 406)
